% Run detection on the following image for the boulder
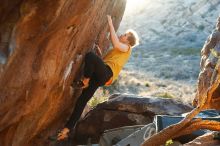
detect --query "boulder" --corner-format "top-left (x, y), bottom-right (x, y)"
top-left (74, 94), bottom-right (193, 144)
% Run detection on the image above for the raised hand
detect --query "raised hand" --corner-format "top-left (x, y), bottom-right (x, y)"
top-left (107, 15), bottom-right (113, 25)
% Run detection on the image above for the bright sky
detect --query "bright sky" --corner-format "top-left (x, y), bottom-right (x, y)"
top-left (125, 0), bottom-right (148, 15)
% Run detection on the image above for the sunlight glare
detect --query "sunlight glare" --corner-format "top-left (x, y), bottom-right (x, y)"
top-left (125, 0), bottom-right (147, 14)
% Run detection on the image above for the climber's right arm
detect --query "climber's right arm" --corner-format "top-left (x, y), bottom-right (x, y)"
top-left (107, 15), bottom-right (129, 52)
top-left (95, 44), bottom-right (102, 57)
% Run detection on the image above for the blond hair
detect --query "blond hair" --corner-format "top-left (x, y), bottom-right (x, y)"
top-left (126, 29), bottom-right (139, 47)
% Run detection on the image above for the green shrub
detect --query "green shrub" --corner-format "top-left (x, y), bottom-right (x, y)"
top-left (165, 139), bottom-right (173, 146)
top-left (88, 96), bottom-right (108, 107)
top-left (145, 82), bottom-right (150, 87)
top-left (155, 92), bottom-right (175, 98)
top-left (170, 48), bottom-right (200, 56)
top-left (198, 25), bottom-right (205, 31)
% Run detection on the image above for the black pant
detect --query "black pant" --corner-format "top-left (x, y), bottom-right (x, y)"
top-left (65, 52), bottom-right (113, 129)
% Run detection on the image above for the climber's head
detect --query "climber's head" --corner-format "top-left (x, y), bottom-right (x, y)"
top-left (119, 29), bottom-right (139, 48)
top-left (216, 16), bottom-right (220, 30)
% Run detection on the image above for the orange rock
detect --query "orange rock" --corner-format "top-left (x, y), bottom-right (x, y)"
top-left (0, 0), bottom-right (126, 146)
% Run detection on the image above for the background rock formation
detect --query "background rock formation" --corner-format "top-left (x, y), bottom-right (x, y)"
top-left (0, 0), bottom-right (126, 146)
top-left (112, 0), bottom-right (220, 103)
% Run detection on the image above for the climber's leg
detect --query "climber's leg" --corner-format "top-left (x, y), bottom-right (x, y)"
top-left (79, 52), bottom-right (112, 88)
top-left (65, 79), bottom-right (99, 129)
top-left (57, 78), bottom-right (99, 140)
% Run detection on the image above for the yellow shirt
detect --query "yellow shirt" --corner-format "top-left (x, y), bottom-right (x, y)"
top-left (103, 46), bottom-right (132, 85)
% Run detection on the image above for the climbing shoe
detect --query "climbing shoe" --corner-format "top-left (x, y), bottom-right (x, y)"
top-left (57, 127), bottom-right (70, 141)
top-left (72, 79), bottom-right (89, 89)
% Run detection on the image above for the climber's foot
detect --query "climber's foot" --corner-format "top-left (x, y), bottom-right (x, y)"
top-left (57, 128), bottom-right (70, 141)
top-left (72, 78), bottom-right (89, 89)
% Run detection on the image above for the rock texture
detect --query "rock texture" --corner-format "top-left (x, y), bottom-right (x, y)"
top-left (74, 94), bottom-right (193, 144)
top-left (183, 132), bottom-right (220, 146)
top-left (0, 0), bottom-right (126, 146)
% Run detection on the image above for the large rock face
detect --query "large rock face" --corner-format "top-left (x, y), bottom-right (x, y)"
top-left (74, 94), bottom-right (193, 144)
top-left (0, 0), bottom-right (126, 146)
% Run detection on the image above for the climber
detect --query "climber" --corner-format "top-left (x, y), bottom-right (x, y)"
top-left (56, 15), bottom-right (139, 140)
